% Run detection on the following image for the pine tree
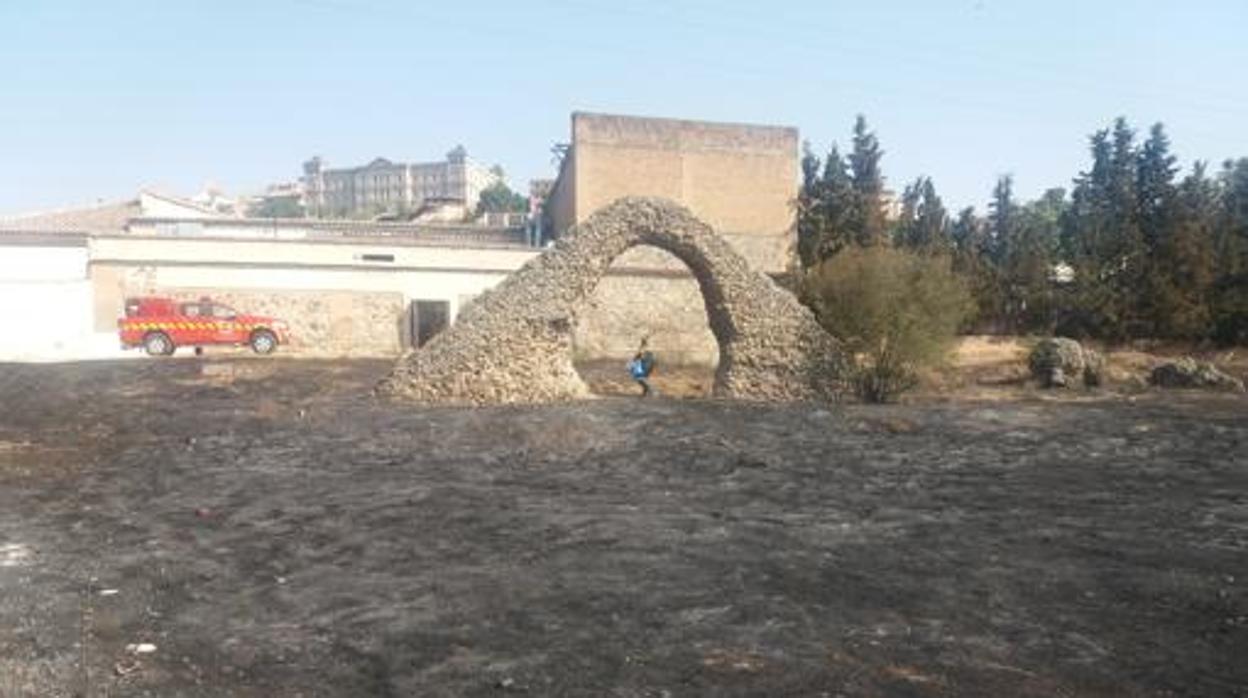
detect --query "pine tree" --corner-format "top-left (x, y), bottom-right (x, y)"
top-left (796, 142), bottom-right (824, 268)
top-left (894, 178), bottom-right (923, 247)
top-left (1134, 123), bottom-right (1180, 335)
top-left (1136, 123), bottom-right (1179, 253)
top-left (988, 175), bottom-right (1035, 330)
top-left (1010, 188), bottom-right (1064, 332)
top-left (951, 206), bottom-right (1001, 331)
top-left (1212, 158), bottom-right (1248, 342)
top-left (801, 113), bottom-right (1246, 343)
top-left (895, 177), bottom-right (949, 252)
top-left (848, 115), bottom-right (888, 247)
top-left (1218, 158), bottom-right (1248, 276)
top-left (1152, 162), bottom-right (1217, 338)
top-left (950, 206), bottom-right (982, 270)
top-left (1062, 129), bottom-right (1109, 337)
top-left (1063, 119), bottom-right (1145, 340)
top-left (800, 141), bottom-right (821, 192)
top-left (914, 178), bottom-right (951, 252)
top-left (1110, 118), bottom-right (1148, 336)
top-left (795, 142), bottom-right (856, 267)
top-left (988, 175), bottom-right (1017, 267)
top-left (819, 147), bottom-right (857, 258)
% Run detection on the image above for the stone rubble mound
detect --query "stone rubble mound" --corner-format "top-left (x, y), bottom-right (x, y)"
top-left (1150, 358), bottom-right (1245, 392)
top-left (378, 197), bottom-right (848, 404)
top-left (1028, 337), bottom-right (1104, 388)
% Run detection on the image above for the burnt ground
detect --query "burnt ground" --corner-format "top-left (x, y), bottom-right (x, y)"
top-left (0, 358), bottom-right (1245, 697)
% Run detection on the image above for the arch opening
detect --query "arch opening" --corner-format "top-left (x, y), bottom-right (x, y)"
top-left (571, 243), bottom-right (721, 398)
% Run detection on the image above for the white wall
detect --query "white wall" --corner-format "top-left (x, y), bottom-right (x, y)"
top-left (0, 279), bottom-right (106, 361)
top-left (0, 244), bottom-right (121, 361)
top-left (3, 235), bottom-right (543, 361)
top-left (0, 245), bottom-right (87, 281)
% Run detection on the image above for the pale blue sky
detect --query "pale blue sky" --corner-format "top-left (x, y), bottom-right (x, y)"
top-left (3, 1), bottom-right (1246, 215)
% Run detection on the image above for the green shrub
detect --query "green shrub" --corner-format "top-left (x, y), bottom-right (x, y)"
top-left (803, 246), bottom-right (973, 402)
top-left (1211, 273), bottom-right (1248, 345)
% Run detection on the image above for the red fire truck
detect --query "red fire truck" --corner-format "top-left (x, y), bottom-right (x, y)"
top-left (118, 297), bottom-right (291, 356)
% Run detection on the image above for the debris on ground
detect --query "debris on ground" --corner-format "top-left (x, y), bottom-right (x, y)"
top-left (1028, 337), bottom-right (1103, 388)
top-left (1150, 357), bottom-right (1246, 392)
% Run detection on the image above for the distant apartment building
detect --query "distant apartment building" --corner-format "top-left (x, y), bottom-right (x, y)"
top-left (302, 146), bottom-right (501, 218)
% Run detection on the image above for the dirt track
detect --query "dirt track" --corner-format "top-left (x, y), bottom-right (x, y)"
top-left (0, 359), bottom-right (1245, 696)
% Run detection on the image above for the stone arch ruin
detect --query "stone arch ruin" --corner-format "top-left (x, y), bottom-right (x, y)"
top-left (379, 197), bottom-right (846, 404)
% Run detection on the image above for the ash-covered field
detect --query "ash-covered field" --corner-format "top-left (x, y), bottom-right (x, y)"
top-left (0, 359), bottom-right (1244, 697)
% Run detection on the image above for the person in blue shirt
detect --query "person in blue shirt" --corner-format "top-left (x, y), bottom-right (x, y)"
top-left (628, 337), bottom-right (656, 397)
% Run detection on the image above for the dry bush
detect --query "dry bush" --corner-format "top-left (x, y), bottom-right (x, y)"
top-left (804, 246), bottom-right (973, 402)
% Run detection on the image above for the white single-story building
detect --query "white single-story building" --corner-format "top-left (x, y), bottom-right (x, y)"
top-left (0, 192), bottom-right (541, 360)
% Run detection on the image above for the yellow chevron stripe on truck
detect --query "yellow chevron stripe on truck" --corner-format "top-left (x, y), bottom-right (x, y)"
top-left (127, 320), bottom-right (266, 332)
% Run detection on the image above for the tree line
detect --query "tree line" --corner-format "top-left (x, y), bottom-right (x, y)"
top-left (797, 116), bottom-right (1248, 344)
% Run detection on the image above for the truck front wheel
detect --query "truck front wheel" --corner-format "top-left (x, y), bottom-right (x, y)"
top-left (250, 329), bottom-right (277, 355)
top-left (143, 332), bottom-right (174, 357)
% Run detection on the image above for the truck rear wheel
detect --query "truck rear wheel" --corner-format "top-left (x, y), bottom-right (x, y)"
top-left (143, 332), bottom-right (174, 357)
top-left (250, 329), bottom-right (277, 355)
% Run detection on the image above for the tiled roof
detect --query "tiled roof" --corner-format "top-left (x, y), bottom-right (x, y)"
top-left (138, 189), bottom-right (230, 217)
top-left (0, 200), bottom-right (140, 234)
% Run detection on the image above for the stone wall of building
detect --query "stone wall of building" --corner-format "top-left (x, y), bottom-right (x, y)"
top-left (547, 150), bottom-right (576, 240)
top-left (98, 261), bottom-right (405, 356)
top-left (545, 113), bottom-right (800, 366)
top-left (176, 288), bottom-right (405, 356)
top-left (574, 247), bottom-right (718, 366)
top-left (548, 112), bottom-right (799, 273)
